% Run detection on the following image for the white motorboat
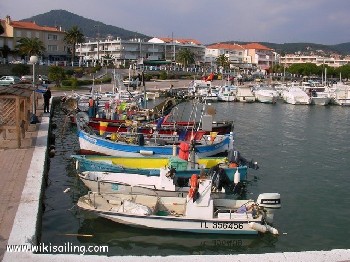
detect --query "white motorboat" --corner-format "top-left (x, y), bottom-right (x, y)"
top-left (77, 176), bottom-right (281, 235)
top-left (301, 81), bottom-right (331, 106)
top-left (78, 167), bottom-right (244, 197)
top-left (281, 87), bottom-right (311, 105)
top-left (330, 83), bottom-right (350, 106)
top-left (189, 80), bottom-right (218, 102)
top-left (252, 84), bottom-right (278, 104)
top-left (216, 85), bottom-right (236, 102)
top-left (235, 86), bottom-right (255, 103)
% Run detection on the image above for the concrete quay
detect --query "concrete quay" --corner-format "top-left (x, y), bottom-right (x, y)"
top-left (1, 93), bottom-right (350, 261)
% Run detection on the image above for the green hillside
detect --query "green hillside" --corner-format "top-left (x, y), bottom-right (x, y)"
top-left (21, 9), bottom-right (150, 40)
top-left (21, 9), bottom-right (350, 54)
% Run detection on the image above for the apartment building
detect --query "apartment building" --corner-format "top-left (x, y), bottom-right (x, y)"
top-left (76, 36), bottom-right (206, 67)
top-left (0, 15), bottom-right (67, 62)
top-left (280, 55), bottom-right (350, 68)
top-left (243, 43), bottom-right (278, 70)
top-left (205, 43), bottom-right (245, 67)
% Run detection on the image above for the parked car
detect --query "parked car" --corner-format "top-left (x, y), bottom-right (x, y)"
top-left (20, 75), bottom-right (33, 82)
top-left (0, 76), bottom-right (21, 85)
top-left (38, 75), bottom-right (50, 84)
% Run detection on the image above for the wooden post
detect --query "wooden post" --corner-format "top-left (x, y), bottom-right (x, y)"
top-left (16, 97), bottom-right (21, 148)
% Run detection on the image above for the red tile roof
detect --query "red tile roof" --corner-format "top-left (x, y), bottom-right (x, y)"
top-left (1, 19), bottom-right (63, 32)
top-left (158, 37), bottom-right (201, 45)
top-left (206, 43), bottom-right (245, 50)
top-left (243, 42), bottom-right (272, 50)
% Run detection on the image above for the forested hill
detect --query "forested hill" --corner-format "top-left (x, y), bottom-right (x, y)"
top-left (21, 9), bottom-right (350, 54)
top-left (21, 9), bottom-right (150, 40)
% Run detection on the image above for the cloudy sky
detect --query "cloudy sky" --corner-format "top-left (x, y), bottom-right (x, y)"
top-left (1, 0), bottom-right (350, 45)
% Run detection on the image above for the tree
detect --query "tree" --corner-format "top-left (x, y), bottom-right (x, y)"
top-left (176, 48), bottom-right (195, 67)
top-left (215, 54), bottom-right (230, 70)
top-left (11, 64), bottom-right (30, 76)
top-left (16, 37), bottom-right (45, 58)
top-left (48, 66), bottom-right (66, 87)
top-left (287, 63), bottom-right (319, 76)
top-left (64, 26), bottom-right (85, 63)
top-left (0, 45), bottom-right (11, 61)
top-left (0, 23), bottom-right (4, 35)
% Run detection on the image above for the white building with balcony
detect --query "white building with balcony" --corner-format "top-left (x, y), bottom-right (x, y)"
top-left (280, 55), bottom-right (350, 68)
top-left (76, 37), bottom-right (205, 67)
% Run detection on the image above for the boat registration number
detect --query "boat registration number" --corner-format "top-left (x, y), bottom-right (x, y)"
top-left (201, 222), bottom-right (243, 229)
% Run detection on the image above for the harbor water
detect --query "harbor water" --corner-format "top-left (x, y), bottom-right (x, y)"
top-left (40, 98), bottom-right (350, 256)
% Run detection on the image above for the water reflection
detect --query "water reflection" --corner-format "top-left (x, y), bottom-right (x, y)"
top-left (76, 217), bottom-right (278, 256)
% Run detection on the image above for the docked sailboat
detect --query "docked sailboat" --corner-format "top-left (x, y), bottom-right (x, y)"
top-left (77, 176), bottom-right (281, 235)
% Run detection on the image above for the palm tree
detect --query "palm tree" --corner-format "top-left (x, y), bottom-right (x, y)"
top-left (16, 37), bottom-right (46, 58)
top-left (215, 54), bottom-right (230, 69)
top-left (64, 26), bottom-right (85, 63)
top-left (176, 48), bottom-right (195, 67)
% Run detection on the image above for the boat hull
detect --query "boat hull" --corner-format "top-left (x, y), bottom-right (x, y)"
top-left (97, 212), bottom-right (259, 234)
top-left (78, 194), bottom-right (262, 235)
top-left (78, 130), bottom-right (233, 157)
top-left (79, 166), bottom-right (248, 194)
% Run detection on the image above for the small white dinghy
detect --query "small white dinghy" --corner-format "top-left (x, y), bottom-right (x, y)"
top-left (77, 176), bottom-right (281, 235)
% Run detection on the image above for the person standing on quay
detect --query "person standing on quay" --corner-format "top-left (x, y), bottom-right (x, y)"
top-left (43, 87), bottom-right (51, 113)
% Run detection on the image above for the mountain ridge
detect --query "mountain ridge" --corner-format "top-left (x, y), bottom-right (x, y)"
top-left (20, 9), bottom-right (150, 40)
top-left (20, 9), bottom-right (350, 55)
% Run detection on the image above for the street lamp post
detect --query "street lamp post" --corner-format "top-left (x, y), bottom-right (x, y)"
top-left (30, 55), bottom-right (38, 123)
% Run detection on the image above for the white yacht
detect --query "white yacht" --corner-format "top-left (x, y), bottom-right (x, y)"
top-left (216, 85), bottom-right (236, 102)
top-left (281, 86), bottom-right (311, 105)
top-left (236, 86), bottom-right (255, 103)
top-left (252, 84), bottom-right (278, 104)
top-left (330, 83), bottom-right (350, 106)
top-left (301, 82), bottom-right (331, 106)
top-left (189, 80), bottom-right (218, 102)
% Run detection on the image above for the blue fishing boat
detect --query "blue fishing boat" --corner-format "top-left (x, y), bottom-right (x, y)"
top-left (75, 111), bottom-right (234, 157)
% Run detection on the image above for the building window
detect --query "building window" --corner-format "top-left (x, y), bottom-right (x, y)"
top-left (16, 30), bottom-right (22, 37)
top-left (48, 45), bottom-right (58, 51)
top-left (48, 34), bottom-right (58, 40)
top-left (36, 32), bottom-right (40, 38)
top-left (26, 31), bottom-right (31, 38)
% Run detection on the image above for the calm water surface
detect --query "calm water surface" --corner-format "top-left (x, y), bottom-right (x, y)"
top-left (40, 99), bottom-right (350, 256)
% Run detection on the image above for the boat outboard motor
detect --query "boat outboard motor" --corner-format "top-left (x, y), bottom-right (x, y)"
top-left (227, 150), bottom-right (259, 170)
top-left (208, 165), bottom-right (234, 193)
top-left (257, 193), bottom-right (281, 223)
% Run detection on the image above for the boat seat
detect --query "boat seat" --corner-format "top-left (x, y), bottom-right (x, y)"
top-left (134, 195), bottom-right (159, 213)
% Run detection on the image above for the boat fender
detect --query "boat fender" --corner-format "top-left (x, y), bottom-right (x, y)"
top-left (188, 174), bottom-right (199, 199)
top-left (248, 222), bottom-right (279, 235)
top-left (75, 160), bottom-right (79, 170)
top-left (266, 224), bottom-right (279, 235)
top-left (233, 169), bottom-right (240, 184)
top-left (140, 150), bottom-right (154, 156)
top-left (248, 222), bottom-right (267, 233)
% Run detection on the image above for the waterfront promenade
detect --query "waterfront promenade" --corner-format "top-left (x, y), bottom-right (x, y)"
top-left (1, 84), bottom-right (350, 261)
